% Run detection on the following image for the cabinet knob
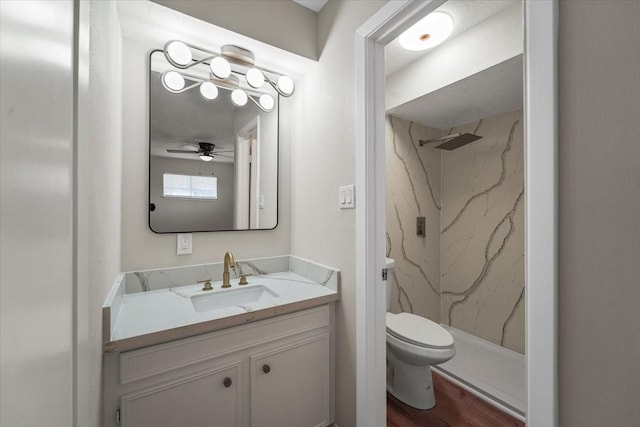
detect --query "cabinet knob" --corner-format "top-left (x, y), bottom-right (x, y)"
top-left (223, 377), bottom-right (232, 388)
top-left (262, 364), bottom-right (271, 374)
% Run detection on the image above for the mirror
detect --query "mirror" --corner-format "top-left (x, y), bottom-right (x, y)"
top-left (149, 50), bottom-right (279, 233)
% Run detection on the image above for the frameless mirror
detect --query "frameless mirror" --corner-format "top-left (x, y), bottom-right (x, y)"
top-left (149, 50), bottom-right (279, 233)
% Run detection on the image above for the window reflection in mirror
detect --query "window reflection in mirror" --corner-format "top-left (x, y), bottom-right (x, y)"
top-left (148, 50), bottom-right (279, 233)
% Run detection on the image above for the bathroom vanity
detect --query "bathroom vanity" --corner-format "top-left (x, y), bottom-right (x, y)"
top-left (102, 256), bottom-right (339, 427)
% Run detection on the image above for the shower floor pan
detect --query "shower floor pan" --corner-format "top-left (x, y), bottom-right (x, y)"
top-left (432, 326), bottom-right (526, 422)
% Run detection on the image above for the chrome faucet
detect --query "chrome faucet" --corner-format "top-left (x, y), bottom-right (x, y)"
top-left (222, 251), bottom-right (235, 288)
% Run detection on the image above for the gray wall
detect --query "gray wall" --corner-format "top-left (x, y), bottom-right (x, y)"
top-left (86, 2), bottom-right (123, 426)
top-left (558, 1), bottom-right (640, 425)
top-left (290, 2), bottom-right (387, 426)
top-left (150, 157), bottom-right (234, 232)
top-left (151, 0), bottom-right (318, 60)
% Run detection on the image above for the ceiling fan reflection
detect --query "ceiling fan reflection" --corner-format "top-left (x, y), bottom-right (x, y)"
top-left (166, 142), bottom-right (234, 162)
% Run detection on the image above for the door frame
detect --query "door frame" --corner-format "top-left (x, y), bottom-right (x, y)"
top-left (354, 1), bottom-right (558, 426)
top-left (234, 116), bottom-right (261, 229)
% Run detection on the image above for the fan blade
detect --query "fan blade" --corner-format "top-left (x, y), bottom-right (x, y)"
top-left (213, 154), bottom-right (234, 159)
top-left (167, 149), bottom-right (198, 154)
top-left (211, 150), bottom-right (235, 154)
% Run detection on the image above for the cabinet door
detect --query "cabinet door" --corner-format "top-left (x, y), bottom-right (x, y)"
top-left (121, 362), bottom-right (242, 427)
top-left (250, 334), bottom-right (330, 427)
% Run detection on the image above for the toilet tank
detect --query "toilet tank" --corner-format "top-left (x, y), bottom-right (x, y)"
top-left (385, 257), bottom-right (395, 311)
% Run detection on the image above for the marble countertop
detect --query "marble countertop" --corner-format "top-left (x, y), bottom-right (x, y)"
top-left (104, 271), bottom-right (338, 353)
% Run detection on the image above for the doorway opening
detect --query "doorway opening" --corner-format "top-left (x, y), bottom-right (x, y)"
top-left (355, 1), bottom-right (557, 426)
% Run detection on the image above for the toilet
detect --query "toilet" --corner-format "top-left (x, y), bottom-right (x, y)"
top-left (385, 257), bottom-right (455, 409)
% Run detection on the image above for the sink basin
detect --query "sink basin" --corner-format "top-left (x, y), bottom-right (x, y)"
top-left (191, 285), bottom-right (279, 313)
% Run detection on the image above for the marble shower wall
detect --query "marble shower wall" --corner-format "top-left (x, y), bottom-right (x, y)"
top-left (441, 109), bottom-right (524, 354)
top-left (386, 116), bottom-right (442, 323)
top-left (386, 110), bottom-right (525, 354)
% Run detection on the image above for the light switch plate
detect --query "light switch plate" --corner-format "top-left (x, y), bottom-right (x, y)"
top-left (339, 184), bottom-right (355, 209)
top-left (177, 233), bottom-right (192, 255)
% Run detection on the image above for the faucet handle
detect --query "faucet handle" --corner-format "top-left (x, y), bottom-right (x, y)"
top-left (197, 279), bottom-right (213, 291)
top-left (238, 274), bottom-right (252, 286)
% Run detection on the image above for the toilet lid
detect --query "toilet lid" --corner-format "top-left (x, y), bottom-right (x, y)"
top-left (386, 312), bottom-right (454, 348)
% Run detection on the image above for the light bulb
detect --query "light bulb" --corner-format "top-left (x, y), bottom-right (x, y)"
top-left (399, 12), bottom-right (453, 51)
top-left (277, 75), bottom-right (294, 96)
top-left (199, 81), bottom-right (219, 100)
top-left (199, 154), bottom-right (213, 162)
top-left (246, 68), bottom-right (265, 88)
top-left (259, 94), bottom-right (275, 111)
top-left (162, 71), bottom-right (185, 91)
top-left (231, 89), bottom-right (248, 107)
top-left (166, 41), bottom-right (192, 66)
top-left (210, 56), bottom-right (231, 79)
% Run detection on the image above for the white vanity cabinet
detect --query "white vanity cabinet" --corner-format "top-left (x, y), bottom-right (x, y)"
top-left (120, 361), bottom-right (242, 427)
top-left (103, 305), bottom-right (334, 427)
top-left (250, 334), bottom-right (330, 427)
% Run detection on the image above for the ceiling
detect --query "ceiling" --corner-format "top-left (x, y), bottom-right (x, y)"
top-left (385, 0), bottom-right (517, 77)
top-left (293, 0), bottom-right (328, 13)
top-left (386, 0), bottom-right (522, 129)
top-left (387, 55), bottom-right (523, 129)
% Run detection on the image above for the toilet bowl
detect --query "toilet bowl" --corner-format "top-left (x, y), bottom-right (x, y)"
top-left (385, 258), bottom-right (455, 409)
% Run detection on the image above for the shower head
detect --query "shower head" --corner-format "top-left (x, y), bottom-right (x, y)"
top-left (419, 133), bottom-right (482, 150)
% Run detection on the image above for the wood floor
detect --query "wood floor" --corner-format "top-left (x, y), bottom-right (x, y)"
top-left (387, 373), bottom-right (525, 427)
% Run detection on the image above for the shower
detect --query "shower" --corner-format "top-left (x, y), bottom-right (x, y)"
top-left (419, 132), bottom-right (482, 150)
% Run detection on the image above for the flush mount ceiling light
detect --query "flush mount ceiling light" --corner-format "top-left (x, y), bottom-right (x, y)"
top-left (399, 11), bottom-right (453, 51)
top-left (162, 40), bottom-right (295, 112)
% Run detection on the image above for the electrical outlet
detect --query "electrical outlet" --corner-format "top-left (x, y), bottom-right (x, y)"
top-left (177, 233), bottom-right (192, 255)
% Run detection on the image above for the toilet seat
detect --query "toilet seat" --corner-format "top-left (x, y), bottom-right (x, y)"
top-left (386, 312), bottom-right (453, 349)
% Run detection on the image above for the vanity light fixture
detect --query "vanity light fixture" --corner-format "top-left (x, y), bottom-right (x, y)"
top-left (399, 11), bottom-right (453, 51)
top-left (231, 89), bottom-right (248, 107)
top-left (209, 56), bottom-right (231, 79)
top-left (165, 41), bottom-right (192, 66)
top-left (199, 81), bottom-right (219, 100)
top-left (246, 68), bottom-right (265, 89)
top-left (162, 71), bottom-right (185, 91)
top-left (162, 40), bottom-right (295, 112)
top-left (259, 94), bottom-right (275, 111)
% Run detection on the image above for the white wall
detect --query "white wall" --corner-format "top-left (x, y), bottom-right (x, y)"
top-left (290, 2), bottom-right (386, 425)
top-left (0, 1), bottom-right (75, 425)
top-left (150, 157), bottom-right (234, 232)
top-left (120, 37), bottom-right (292, 271)
top-left (386, 2), bottom-right (523, 111)
top-left (558, 1), bottom-right (640, 425)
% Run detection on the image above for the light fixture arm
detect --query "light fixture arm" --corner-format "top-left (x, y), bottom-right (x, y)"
top-left (265, 74), bottom-right (295, 97)
top-left (161, 77), bottom-right (201, 94)
top-left (247, 94), bottom-right (272, 113)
